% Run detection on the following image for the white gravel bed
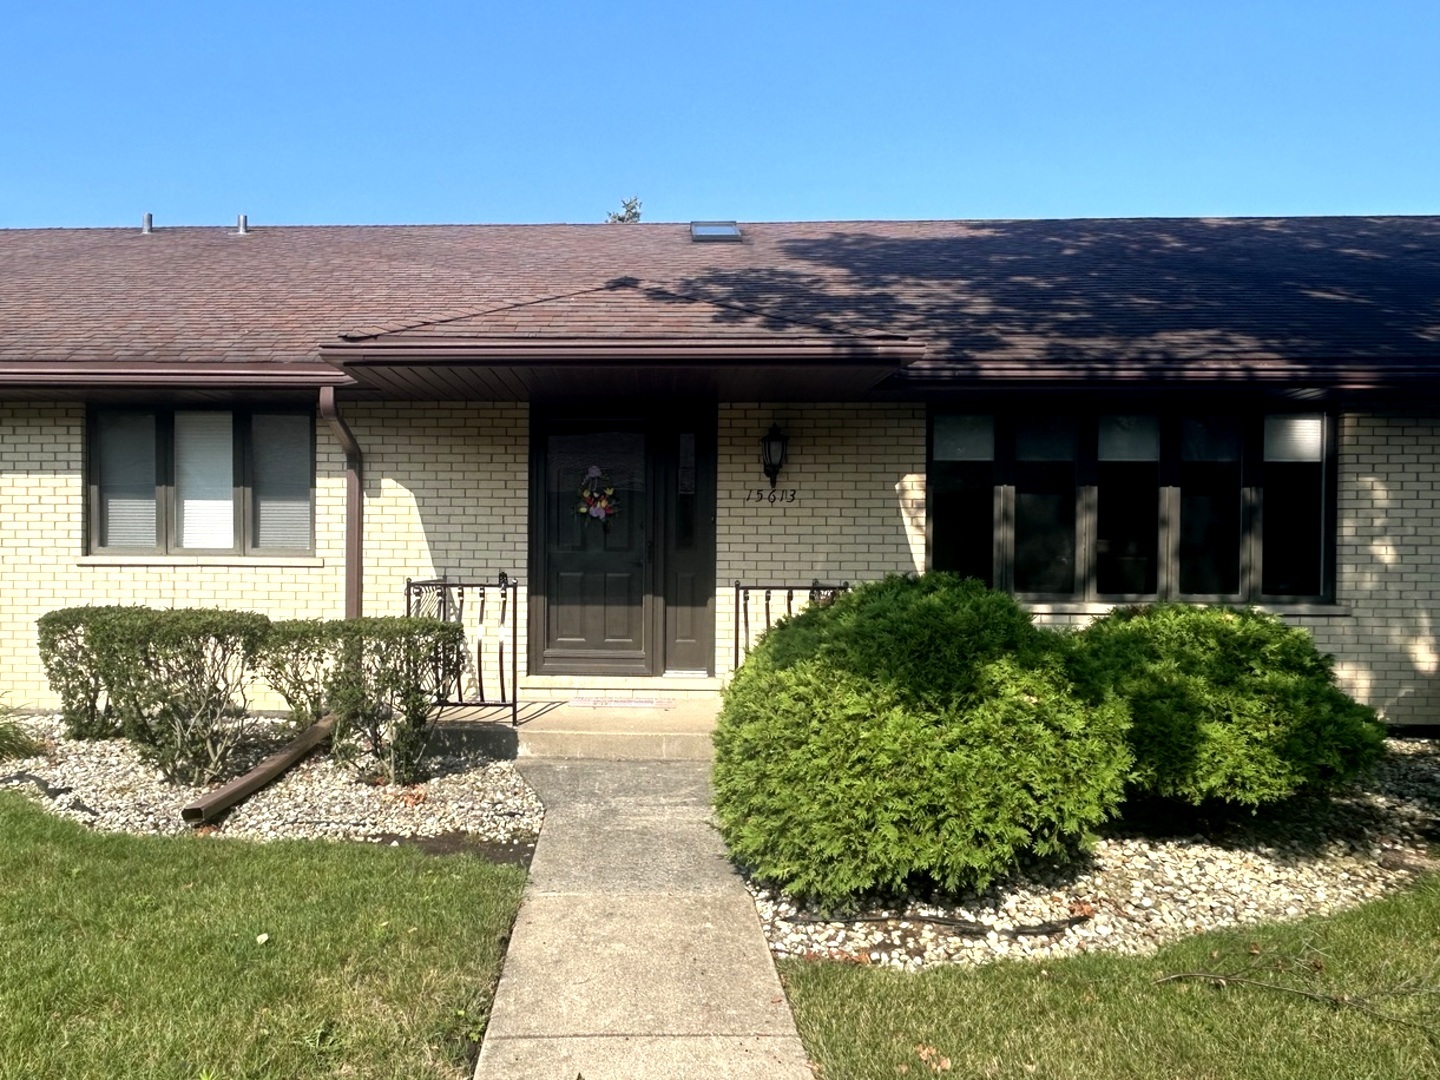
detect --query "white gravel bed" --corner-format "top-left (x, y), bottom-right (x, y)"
top-left (752, 737), bottom-right (1440, 970)
top-left (0, 715), bottom-right (543, 847)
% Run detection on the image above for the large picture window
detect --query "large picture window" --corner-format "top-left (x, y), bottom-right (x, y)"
top-left (929, 412), bottom-right (1334, 603)
top-left (89, 408), bottom-right (314, 554)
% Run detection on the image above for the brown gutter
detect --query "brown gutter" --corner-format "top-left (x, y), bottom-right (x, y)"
top-left (318, 386), bottom-right (363, 619)
top-left (0, 362), bottom-right (352, 387)
top-left (321, 338), bottom-right (927, 365)
top-left (181, 717), bottom-right (334, 824)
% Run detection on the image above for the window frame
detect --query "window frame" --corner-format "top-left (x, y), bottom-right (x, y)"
top-left (926, 410), bottom-right (1336, 606)
top-left (86, 406), bottom-right (316, 556)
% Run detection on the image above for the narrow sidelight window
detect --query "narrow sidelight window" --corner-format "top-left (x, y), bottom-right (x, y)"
top-left (1013, 418), bottom-right (1076, 594)
top-left (930, 415), bottom-right (995, 584)
top-left (1261, 414), bottom-right (1326, 597)
top-left (1179, 417), bottom-right (1242, 596)
top-left (1096, 415), bottom-right (1160, 595)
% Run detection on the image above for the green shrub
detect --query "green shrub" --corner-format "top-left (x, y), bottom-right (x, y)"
top-left (713, 574), bottom-right (1131, 908)
top-left (326, 617), bottom-right (463, 785)
top-left (0, 698), bottom-right (42, 762)
top-left (102, 607), bottom-right (273, 785)
top-left (1069, 604), bottom-right (1385, 806)
top-left (35, 607), bottom-right (126, 738)
top-left (255, 619), bottom-right (343, 729)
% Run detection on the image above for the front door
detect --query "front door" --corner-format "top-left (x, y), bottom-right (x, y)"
top-left (531, 410), bottom-right (715, 676)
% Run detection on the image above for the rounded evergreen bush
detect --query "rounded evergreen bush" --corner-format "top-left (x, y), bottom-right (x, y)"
top-left (1069, 604), bottom-right (1385, 806)
top-left (712, 574), bottom-right (1131, 908)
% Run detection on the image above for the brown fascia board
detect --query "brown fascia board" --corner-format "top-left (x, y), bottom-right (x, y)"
top-left (0, 362), bottom-right (354, 389)
top-left (319, 337), bottom-right (928, 366)
top-left (894, 357), bottom-right (1440, 392)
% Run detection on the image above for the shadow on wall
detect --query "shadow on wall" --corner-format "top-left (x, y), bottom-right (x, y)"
top-left (1325, 466), bottom-right (1440, 724)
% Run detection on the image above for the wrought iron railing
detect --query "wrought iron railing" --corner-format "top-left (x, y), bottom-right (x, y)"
top-left (404, 573), bottom-right (520, 724)
top-left (732, 578), bottom-right (850, 669)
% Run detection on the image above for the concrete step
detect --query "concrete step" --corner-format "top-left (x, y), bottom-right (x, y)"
top-left (519, 700), bottom-right (720, 761)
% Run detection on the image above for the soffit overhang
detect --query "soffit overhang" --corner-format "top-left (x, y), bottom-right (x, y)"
top-left (320, 336), bottom-right (928, 402)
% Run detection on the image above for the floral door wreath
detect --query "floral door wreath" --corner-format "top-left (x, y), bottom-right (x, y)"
top-left (577, 465), bottom-right (619, 530)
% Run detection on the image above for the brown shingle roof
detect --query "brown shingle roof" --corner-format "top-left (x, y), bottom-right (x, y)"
top-left (2, 217), bottom-right (1438, 378)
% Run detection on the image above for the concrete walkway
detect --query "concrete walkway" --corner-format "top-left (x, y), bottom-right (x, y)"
top-left (474, 759), bottom-right (814, 1079)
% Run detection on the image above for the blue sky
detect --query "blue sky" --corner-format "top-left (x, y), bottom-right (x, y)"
top-left (2, 1), bottom-right (1436, 227)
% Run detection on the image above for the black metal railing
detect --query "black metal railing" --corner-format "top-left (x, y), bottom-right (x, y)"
top-left (732, 578), bottom-right (850, 669)
top-left (404, 573), bottom-right (520, 724)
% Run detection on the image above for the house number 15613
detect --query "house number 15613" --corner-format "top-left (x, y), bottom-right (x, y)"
top-left (745, 489), bottom-right (798, 504)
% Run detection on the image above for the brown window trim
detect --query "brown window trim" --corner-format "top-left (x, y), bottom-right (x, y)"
top-left (927, 410), bottom-right (1336, 605)
top-left (87, 406), bottom-right (316, 557)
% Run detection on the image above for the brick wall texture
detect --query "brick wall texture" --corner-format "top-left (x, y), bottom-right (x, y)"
top-left (1, 402), bottom-right (1436, 724)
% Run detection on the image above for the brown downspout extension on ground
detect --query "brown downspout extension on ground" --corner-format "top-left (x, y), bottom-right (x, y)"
top-left (318, 386), bottom-right (363, 619)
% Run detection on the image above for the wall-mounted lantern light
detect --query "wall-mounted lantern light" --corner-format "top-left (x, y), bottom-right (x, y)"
top-left (761, 423), bottom-right (789, 488)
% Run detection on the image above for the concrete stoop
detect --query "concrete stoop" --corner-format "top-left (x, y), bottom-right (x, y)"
top-left (516, 701), bottom-right (720, 761)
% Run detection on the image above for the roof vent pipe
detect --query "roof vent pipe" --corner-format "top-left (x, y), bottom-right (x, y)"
top-left (142, 213), bottom-right (153, 234)
top-left (236, 214), bottom-right (249, 235)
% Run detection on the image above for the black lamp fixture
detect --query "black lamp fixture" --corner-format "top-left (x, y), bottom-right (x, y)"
top-left (761, 423), bottom-right (789, 488)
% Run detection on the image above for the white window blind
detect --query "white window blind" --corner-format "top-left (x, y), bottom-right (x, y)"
top-left (1265, 415), bottom-right (1324, 462)
top-left (174, 411), bottom-right (234, 549)
top-left (97, 412), bottom-right (157, 547)
top-left (251, 414), bottom-right (312, 549)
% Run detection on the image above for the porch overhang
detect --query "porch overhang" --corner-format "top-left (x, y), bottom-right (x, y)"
top-left (319, 336), bottom-right (927, 402)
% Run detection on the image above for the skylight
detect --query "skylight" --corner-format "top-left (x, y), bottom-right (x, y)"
top-left (690, 221), bottom-right (743, 242)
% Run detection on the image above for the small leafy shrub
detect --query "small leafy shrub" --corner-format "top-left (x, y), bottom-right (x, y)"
top-left (1069, 604), bottom-right (1385, 806)
top-left (326, 617), bottom-right (463, 785)
top-left (35, 607), bottom-right (126, 738)
top-left (0, 697), bottom-right (42, 761)
top-left (103, 607), bottom-right (273, 785)
top-left (256, 619), bottom-right (343, 730)
top-left (713, 574), bottom-right (1131, 908)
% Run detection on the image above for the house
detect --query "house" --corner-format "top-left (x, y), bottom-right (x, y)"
top-left (2, 215), bottom-right (1439, 724)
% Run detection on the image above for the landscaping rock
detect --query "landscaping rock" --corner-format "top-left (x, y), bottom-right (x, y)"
top-left (750, 736), bottom-right (1439, 970)
top-left (0, 715), bottom-right (543, 847)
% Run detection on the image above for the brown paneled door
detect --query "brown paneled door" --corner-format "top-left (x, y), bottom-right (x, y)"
top-left (532, 412), bottom-right (715, 676)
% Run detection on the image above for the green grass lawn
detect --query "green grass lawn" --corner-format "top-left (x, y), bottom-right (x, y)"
top-left (783, 874), bottom-right (1440, 1080)
top-left (0, 791), bottom-right (526, 1080)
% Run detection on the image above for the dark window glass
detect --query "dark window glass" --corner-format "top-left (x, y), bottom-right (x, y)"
top-left (676, 433), bottom-right (696, 551)
top-left (1261, 415), bottom-right (1325, 596)
top-left (1014, 419), bottom-right (1075, 593)
top-left (1097, 462), bottom-right (1159, 594)
top-left (1179, 417), bottom-right (1242, 595)
top-left (1096, 416), bottom-right (1159, 595)
top-left (1015, 464), bottom-right (1076, 593)
top-left (931, 462), bottom-right (994, 584)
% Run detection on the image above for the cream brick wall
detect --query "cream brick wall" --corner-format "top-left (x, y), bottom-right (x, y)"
top-left (10, 400), bottom-right (1436, 722)
top-left (0, 402), bottom-right (346, 710)
top-left (1294, 413), bottom-right (1440, 725)
top-left (716, 403), bottom-right (926, 672)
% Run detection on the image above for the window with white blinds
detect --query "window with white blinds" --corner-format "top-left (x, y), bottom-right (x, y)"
top-left (174, 411), bottom-right (235, 549)
top-left (252, 413), bottom-right (313, 549)
top-left (91, 409), bottom-right (312, 554)
top-left (96, 412), bottom-right (158, 547)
